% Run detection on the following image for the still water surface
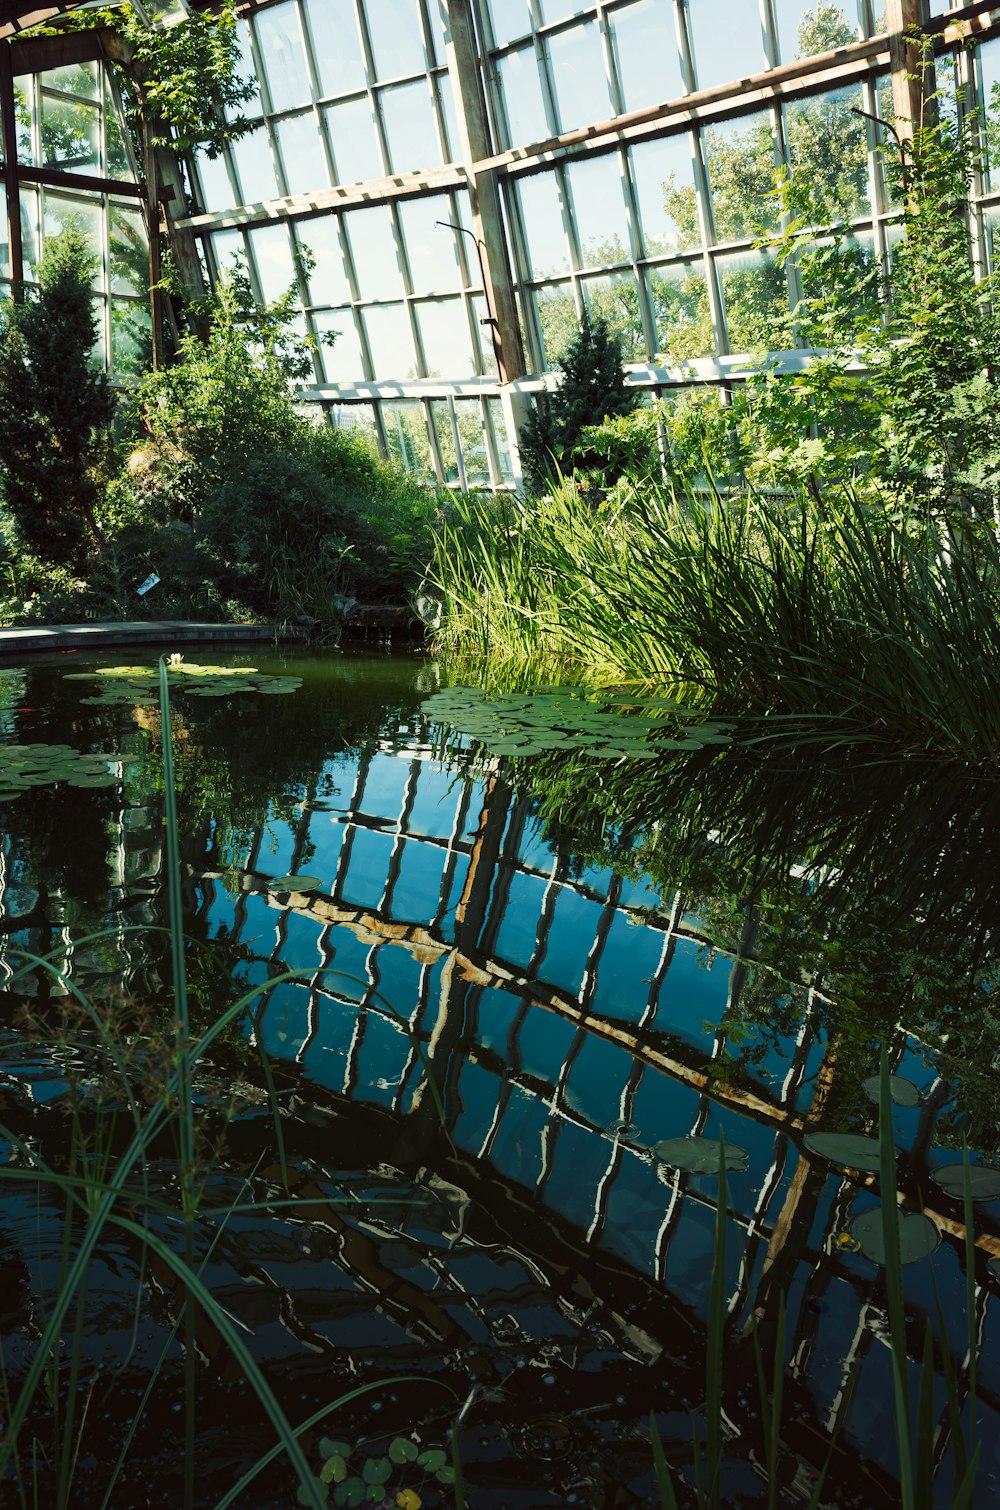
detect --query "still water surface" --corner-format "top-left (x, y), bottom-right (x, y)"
top-left (1, 648), bottom-right (999, 1507)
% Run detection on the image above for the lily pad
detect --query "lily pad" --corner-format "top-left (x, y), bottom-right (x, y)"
top-left (989, 1257), bottom-right (1000, 1282)
top-left (653, 1136), bottom-right (749, 1173)
top-left (849, 1208), bottom-right (940, 1265)
top-left (803, 1132), bottom-right (885, 1174)
top-left (861, 1074), bottom-right (921, 1108)
top-left (932, 1164), bottom-right (1000, 1202)
top-left (265, 874), bottom-right (323, 893)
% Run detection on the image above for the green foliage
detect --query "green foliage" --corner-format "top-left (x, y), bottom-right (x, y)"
top-left (431, 479), bottom-right (1000, 764)
top-left (111, 269), bottom-right (440, 630)
top-left (0, 225), bottom-right (114, 567)
top-left (52, 0), bottom-right (255, 158)
top-left (519, 314), bottom-right (638, 493)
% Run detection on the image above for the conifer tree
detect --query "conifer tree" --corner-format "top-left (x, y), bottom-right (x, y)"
top-left (519, 314), bottom-right (637, 494)
top-left (0, 224), bottom-right (114, 566)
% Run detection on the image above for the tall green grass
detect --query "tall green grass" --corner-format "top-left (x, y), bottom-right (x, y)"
top-left (430, 485), bottom-right (1000, 761)
top-left (0, 660), bottom-right (449, 1509)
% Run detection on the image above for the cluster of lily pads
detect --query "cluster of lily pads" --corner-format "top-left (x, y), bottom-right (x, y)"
top-left (0, 742), bottom-right (141, 800)
top-left (306, 1435), bottom-right (453, 1508)
top-left (650, 1069), bottom-right (1000, 1270)
top-left (421, 686), bottom-right (732, 761)
top-left (64, 663), bottom-right (302, 707)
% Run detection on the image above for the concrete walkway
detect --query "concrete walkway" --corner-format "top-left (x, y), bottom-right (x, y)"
top-left (0, 621), bottom-right (306, 659)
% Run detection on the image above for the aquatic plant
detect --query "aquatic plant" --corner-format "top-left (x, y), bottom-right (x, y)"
top-left (430, 483), bottom-right (1000, 765)
top-left (65, 660), bottom-right (303, 707)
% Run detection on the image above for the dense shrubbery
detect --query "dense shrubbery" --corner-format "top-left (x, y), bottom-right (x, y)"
top-left (0, 245), bottom-right (442, 635)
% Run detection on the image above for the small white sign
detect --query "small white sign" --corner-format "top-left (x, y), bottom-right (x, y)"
top-left (136, 573), bottom-right (161, 597)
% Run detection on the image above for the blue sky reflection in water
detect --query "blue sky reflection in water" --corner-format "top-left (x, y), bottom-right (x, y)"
top-left (0, 649), bottom-right (999, 1507)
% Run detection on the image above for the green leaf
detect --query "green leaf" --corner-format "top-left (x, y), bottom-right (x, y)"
top-left (653, 1135), bottom-right (748, 1172)
top-left (361, 1458), bottom-right (391, 1486)
top-left (266, 874), bottom-right (323, 893)
top-left (416, 1449), bottom-right (446, 1472)
top-left (803, 1132), bottom-right (884, 1173)
top-left (850, 1207), bottom-right (940, 1266)
top-left (320, 1456), bottom-right (348, 1485)
top-left (861, 1074), bottom-right (921, 1108)
top-left (388, 1437), bottom-right (418, 1464)
top-left (334, 1481), bottom-right (365, 1509)
top-left (932, 1164), bottom-right (1000, 1202)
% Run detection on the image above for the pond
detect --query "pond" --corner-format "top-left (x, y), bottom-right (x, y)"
top-left (1, 647), bottom-right (999, 1509)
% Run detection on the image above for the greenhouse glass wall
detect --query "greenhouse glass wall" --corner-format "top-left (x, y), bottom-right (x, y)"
top-left (4, 0), bottom-right (998, 483)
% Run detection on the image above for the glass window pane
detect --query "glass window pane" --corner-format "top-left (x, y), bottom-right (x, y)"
top-left (231, 125), bottom-right (280, 203)
top-left (2, 190), bottom-right (37, 279)
top-left (416, 298), bottom-right (474, 376)
top-left (567, 152), bottom-right (631, 268)
top-left (249, 223), bottom-right (296, 302)
top-left (314, 307), bottom-right (365, 382)
top-left (785, 85), bottom-right (870, 219)
top-left (43, 194), bottom-right (102, 265)
top-left (470, 292), bottom-right (497, 374)
top-left (382, 398), bottom-right (433, 474)
top-left (13, 81), bottom-right (31, 160)
top-left (686, 0), bottom-right (766, 91)
top-left (40, 95), bottom-right (99, 173)
top-left (455, 399), bottom-right (491, 486)
top-left (196, 148), bottom-right (235, 213)
top-left (582, 271), bottom-right (645, 360)
top-left (980, 37), bottom-right (1000, 194)
top-left (210, 227), bottom-right (245, 279)
top-left (703, 111), bottom-right (778, 243)
top-left (368, 0), bottom-right (427, 81)
top-left (535, 281), bottom-right (578, 367)
top-left (498, 45), bottom-right (549, 148)
top-left (325, 97), bottom-right (384, 184)
top-left (380, 81), bottom-right (442, 173)
top-left (486, 396), bottom-right (514, 483)
top-left (345, 205), bottom-right (403, 297)
top-left (275, 111), bottom-right (330, 196)
top-left (364, 302), bottom-right (416, 377)
top-left (332, 402), bottom-right (378, 438)
top-left (231, 17), bottom-right (262, 116)
top-left (517, 171), bottom-right (570, 277)
top-left (774, 1), bottom-right (858, 63)
top-left (717, 249), bottom-right (789, 353)
top-left (110, 204), bottom-right (148, 297)
top-left (437, 75), bottom-right (459, 162)
top-left (548, 21), bottom-right (612, 134)
top-left (44, 61), bottom-right (99, 99)
top-left (297, 216), bottom-right (352, 305)
top-left (648, 262), bottom-right (715, 359)
top-left (631, 134), bottom-right (701, 256)
top-left (398, 196), bottom-right (462, 293)
top-left (305, 0), bottom-right (366, 97)
top-left (612, 0), bottom-right (684, 112)
top-left (255, 3), bottom-right (311, 113)
top-left (431, 399), bottom-right (460, 481)
top-left (111, 298), bottom-right (151, 376)
top-left (105, 77), bottom-right (132, 180)
top-left (487, 0), bottom-right (532, 47)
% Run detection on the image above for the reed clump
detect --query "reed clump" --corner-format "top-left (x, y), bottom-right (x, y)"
top-left (430, 484), bottom-right (1000, 764)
